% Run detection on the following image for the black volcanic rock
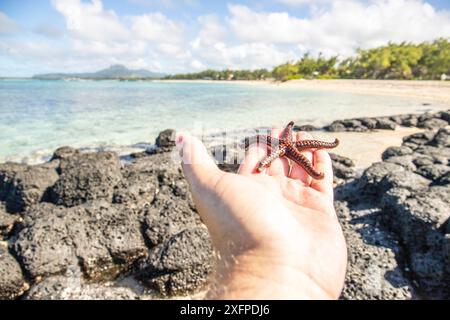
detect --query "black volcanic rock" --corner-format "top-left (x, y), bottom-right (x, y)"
top-left (358, 117), bottom-right (378, 129)
top-left (418, 118), bottom-right (449, 130)
top-left (50, 152), bottom-right (122, 207)
top-left (0, 162), bottom-right (59, 213)
top-left (155, 129), bottom-right (176, 149)
top-left (382, 146), bottom-right (413, 160)
top-left (375, 118), bottom-right (396, 130)
top-left (13, 200), bottom-right (148, 281)
top-left (428, 127), bottom-right (450, 148)
top-left (357, 127), bottom-right (450, 298)
top-left (137, 172), bottom-right (213, 296)
top-left (0, 247), bottom-right (26, 299)
top-left (0, 202), bottom-right (18, 239)
top-left (329, 153), bottom-right (356, 184)
top-left (293, 124), bottom-right (319, 131)
top-left (50, 146), bottom-right (79, 161)
top-left (339, 203), bottom-right (416, 300)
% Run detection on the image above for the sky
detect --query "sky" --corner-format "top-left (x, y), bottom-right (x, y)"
top-left (0, 0), bottom-right (450, 76)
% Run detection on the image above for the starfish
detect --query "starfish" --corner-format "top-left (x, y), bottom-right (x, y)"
top-left (243, 121), bottom-right (339, 179)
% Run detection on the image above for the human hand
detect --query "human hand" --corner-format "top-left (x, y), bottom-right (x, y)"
top-left (176, 128), bottom-right (347, 300)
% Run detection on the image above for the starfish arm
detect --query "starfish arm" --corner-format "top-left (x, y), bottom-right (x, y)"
top-left (281, 121), bottom-right (295, 140)
top-left (285, 146), bottom-right (324, 180)
top-left (295, 138), bottom-right (340, 150)
top-left (257, 147), bottom-right (286, 172)
top-left (241, 135), bottom-right (280, 149)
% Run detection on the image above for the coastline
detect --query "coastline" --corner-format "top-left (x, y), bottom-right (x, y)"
top-left (3, 79), bottom-right (450, 165)
top-left (162, 79), bottom-right (450, 106)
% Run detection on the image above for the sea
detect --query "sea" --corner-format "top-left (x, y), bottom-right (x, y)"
top-left (0, 79), bottom-right (445, 164)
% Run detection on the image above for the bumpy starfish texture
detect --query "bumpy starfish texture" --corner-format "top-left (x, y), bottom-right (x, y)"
top-left (243, 121), bottom-right (339, 179)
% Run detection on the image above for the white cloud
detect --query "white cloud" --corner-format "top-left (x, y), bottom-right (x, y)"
top-left (130, 13), bottom-right (184, 44)
top-left (0, 11), bottom-right (19, 34)
top-left (191, 14), bottom-right (295, 70)
top-left (228, 4), bottom-right (309, 44)
top-left (46, 0), bottom-right (188, 72)
top-left (228, 0), bottom-right (450, 57)
top-left (52, 0), bottom-right (129, 41)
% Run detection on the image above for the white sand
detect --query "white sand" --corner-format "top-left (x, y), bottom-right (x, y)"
top-left (280, 79), bottom-right (450, 105)
top-left (165, 79), bottom-right (450, 105)
top-left (310, 127), bottom-right (423, 171)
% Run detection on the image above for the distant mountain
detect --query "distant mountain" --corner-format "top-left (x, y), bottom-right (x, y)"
top-left (32, 64), bottom-right (165, 80)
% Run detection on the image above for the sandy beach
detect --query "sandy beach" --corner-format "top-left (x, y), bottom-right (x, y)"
top-left (280, 79), bottom-right (450, 105)
top-left (311, 127), bottom-right (423, 170)
top-left (165, 79), bottom-right (450, 105)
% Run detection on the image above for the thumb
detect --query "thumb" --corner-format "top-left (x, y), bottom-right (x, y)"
top-left (176, 133), bottom-right (222, 189)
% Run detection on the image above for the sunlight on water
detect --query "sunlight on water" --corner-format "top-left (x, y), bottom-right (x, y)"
top-left (0, 79), bottom-right (444, 163)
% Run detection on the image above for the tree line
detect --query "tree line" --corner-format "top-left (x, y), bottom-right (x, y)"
top-left (165, 38), bottom-right (450, 82)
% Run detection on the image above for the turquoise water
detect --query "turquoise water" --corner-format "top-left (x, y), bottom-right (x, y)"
top-left (0, 79), bottom-right (443, 163)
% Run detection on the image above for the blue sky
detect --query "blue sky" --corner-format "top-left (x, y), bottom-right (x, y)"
top-left (1, 0), bottom-right (450, 76)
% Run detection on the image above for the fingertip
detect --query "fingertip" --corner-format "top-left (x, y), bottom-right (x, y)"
top-left (177, 133), bottom-right (222, 187)
top-left (311, 149), bottom-right (334, 198)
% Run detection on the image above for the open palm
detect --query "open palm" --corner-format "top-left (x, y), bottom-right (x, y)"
top-left (177, 128), bottom-right (347, 300)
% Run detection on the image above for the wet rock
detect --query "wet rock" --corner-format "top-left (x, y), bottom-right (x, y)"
top-left (50, 146), bottom-right (79, 161)
top-left (382, 146), bottom-right (413, 160)
top-left (50, 152), bottom-right (122, 207)
top-left (155, 129), bottom-right (176, 150)
top-left (0, 248), bottom-right (26, 299)
top-left (0, 162), bottom-right (59, 213)
top-left (25, 274), bottom-right (138, 300)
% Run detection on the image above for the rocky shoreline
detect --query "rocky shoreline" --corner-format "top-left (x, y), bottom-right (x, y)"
top-left (1, 109), bottom-right (449, 300)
